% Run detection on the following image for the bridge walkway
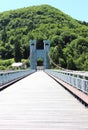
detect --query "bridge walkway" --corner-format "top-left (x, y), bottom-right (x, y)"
top-left (0, 71), bottom-right (88, 130)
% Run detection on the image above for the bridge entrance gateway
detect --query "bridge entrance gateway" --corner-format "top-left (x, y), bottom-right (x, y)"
top-left (30, 40), bottom-right (50, 70)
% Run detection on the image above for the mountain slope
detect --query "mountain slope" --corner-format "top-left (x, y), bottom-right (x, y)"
top-left (0, 4), bottom-right (88, 70)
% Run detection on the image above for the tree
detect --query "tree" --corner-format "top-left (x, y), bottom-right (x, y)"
top-left (59, 58), bottom-right (66, 68)
top-left (1, 27), bottom-right (7, 43)
top-left (14, 37), bottom-right (23, 62)
top-left (49, 46), bottom-right (59, 65)
top-left (61, 31), bottom-right (77, 46)
top-left (67, 58), bottom-right (76, 70)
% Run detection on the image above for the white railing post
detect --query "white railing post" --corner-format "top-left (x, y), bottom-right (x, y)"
top-left (45, 69), bottom-right (88, 94)
top-left (0, 69), bottom-right (35, 87)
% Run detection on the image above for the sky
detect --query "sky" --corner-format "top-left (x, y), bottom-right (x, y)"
top-left (0, 0), bottom-right (88, 22)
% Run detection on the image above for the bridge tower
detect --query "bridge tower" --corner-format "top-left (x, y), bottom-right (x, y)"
top-left (30, 40), bottom-right (50, 70)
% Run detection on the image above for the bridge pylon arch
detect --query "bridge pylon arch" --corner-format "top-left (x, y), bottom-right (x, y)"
top-left (30, 40), bottom-right (50, 70)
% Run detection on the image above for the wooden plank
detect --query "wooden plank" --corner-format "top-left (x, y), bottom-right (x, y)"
top-left (0, 71), bottom-right (88, 130)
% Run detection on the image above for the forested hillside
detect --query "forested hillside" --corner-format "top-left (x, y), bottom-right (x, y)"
top-left (0, 4), bottom-right (88, 70)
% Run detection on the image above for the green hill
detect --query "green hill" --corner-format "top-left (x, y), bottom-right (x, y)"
top-left (0, 4), bottom-right (88, 70)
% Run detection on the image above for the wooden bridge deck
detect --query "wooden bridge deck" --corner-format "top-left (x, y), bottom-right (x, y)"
top-left (0, 71), bottom-right (88, 130)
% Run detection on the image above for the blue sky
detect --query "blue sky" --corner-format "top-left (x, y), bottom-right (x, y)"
top-left (0, 0), bottom-right (88, 22)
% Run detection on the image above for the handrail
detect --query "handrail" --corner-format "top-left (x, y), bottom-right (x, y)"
top-left (0, 69), bottom-right (35, 87)
top-left (45, 69), bottom-right (88, 94)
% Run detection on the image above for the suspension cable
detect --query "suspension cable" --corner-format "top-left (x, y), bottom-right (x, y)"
top-left (48, 53), bottom-right (65, 70)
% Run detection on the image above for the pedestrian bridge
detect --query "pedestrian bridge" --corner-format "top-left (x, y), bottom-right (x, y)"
top-left (0, 38), bottom-right (87, 129)
top-left (0, 69), bottom-right (88, 129)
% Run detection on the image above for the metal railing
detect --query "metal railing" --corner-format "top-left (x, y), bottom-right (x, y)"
top-left (45, 69), bottom-right (88, 94)
top-left (0, 69), bottom-right (35, 87)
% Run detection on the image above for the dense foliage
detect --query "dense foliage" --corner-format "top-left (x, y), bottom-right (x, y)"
top-left (0, 4), bottom-right (88, 70)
